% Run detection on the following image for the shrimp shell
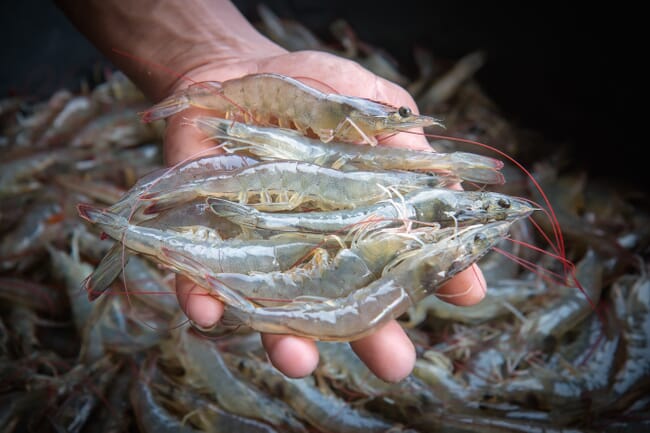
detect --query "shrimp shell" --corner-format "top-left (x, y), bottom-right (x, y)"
top-left (208, 187), bottom-right (535, 234)
top-left (140, 160), bottom-right (449, 213)
top-left (195, 116), bottom-right (505, 184)
top-left (141, 73), bottom-right (442, 145)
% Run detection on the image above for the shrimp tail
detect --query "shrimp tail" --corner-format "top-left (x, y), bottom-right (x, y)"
top-left (140, 91), bottom-right (191, 123)
top-left (77, 203), bottom-right (128, 237)
top-left (84, 243), bottom-right (130, 301)
top-left (456, 167), bottom-right (506, 185)
top-left (207, 198), bottom-right (259, 229)
top-left (140, 81), bottom-right (224, 122)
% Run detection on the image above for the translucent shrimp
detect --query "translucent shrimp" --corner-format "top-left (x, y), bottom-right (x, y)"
top-left (107, 153), bottom-right (257, 218)
top-left (172, 327), bottom-right (307, 432)
top-left (195, 116), bottom-right (505, 184)
top-left (217, 221), bottom-right (513, 341)
top-left (141, 73), bottom-right (442, 145)
top-left (208, 187), bottom-right (535, 234)
top-left (208, 225), bottom-right (455, 304)
top-left (78, 204), bottom-right (324, 277)
top-left (224, 352), bottom-right (413, 433)
top-left (139, 160), bottom-right (449, 213)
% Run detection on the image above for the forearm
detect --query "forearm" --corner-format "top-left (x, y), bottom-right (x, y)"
top-left (55, 0), bottom-right (283, 101)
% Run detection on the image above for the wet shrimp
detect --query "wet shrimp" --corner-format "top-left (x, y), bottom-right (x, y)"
top-left (208, 187), bottom-right (535, 234)
top-left (141, 72), bottom-right (441, 145)
top-left (195, 116), bottom-right (505, 184)
top-left (216, 221), bottom-right (514, 341)
top-left (77, 204), bottom-right (324, 275)
top-left (108, 153), bottom-right (257, 218)
top-left (171, 327), bottom-right (307, 432)
top-left (138, 160), bottom-right (449, 213)
top-left (207, 225), bottom-right (455, 304)
top-left (224, 352), bottom-right (414, 433)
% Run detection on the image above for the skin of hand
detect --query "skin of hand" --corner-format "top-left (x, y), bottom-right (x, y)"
top-left (56, 0), bottom-right (487, 382)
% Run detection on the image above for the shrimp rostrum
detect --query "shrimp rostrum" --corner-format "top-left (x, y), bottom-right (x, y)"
top-left (141, 73), bottom-right (442, 145)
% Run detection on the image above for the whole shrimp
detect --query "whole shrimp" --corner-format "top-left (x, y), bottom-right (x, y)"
top-left (195, 116), bottom-right (505, 184)
top-left (77, 204), bottom-right (323, 275)
top-left (206, 225), bottom-right (456, 304)
top-left (138, 160), bottom-right (449, 213)
top-left (208, 187), bottom-right (535, 234)
top-left (214, 221), bottom-right (513, 341)
top-left (141, 73), bottom-right (442, 145)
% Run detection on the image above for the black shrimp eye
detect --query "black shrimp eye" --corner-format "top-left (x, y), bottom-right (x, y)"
top-left (398, 106), bottom-right (412, 117)
top-left (497, 198), bottom-right (511, 208)
top-left (474, 233), bottom-right (487, 243)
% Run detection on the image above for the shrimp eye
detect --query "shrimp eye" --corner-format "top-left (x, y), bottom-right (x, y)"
top-left (474, 233), bottom-right (487, 243)
top-left (398, 106), bottom-right (412, 118)
top-left (497, 198), bottom-right (511, 208)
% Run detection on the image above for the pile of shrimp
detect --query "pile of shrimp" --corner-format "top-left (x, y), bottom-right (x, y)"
top-left (2, 6), bottom-right (650, 432)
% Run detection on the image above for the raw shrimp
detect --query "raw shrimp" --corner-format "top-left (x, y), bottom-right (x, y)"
top-left (108, 153), bottom-right (257, 218)
top-left (77, 204), bottom-right (324, 275)
top-left (225, 352), bottom-right (413, 433)
top-left (208, 225), bottom-right (453, 304)
top-left (195, 116), bottom-right (505, 184)
top-left (172, 327), bottom-right (307, 432)
top-left (217, 221), bottom-right (513, 341)
top-left (316, 341), bottom-right (438, 408)
top-left (139, 160), bottom-right (449, 213)
top-left (141, 72), bottom-right (442, 145)
top-left (130, 368), bottom-right (201, 433)
top-left (208, 187), bottom-right (535, 234)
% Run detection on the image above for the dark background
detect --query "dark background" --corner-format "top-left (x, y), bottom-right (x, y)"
top-left (0, 1), bottom-right (639, 182)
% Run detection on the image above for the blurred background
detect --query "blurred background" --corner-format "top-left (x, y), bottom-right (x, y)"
top-left (0, 1), bottom-right (638, 182)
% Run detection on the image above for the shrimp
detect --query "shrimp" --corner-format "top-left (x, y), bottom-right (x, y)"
top-left (217, 221), bottom-right (513, 341)
top-left (207, 225), bottom-right (454, 304)
top-left (403, 278), bottom-right (547, 327)
top-left (141, 73), bottom-right (442, 145)
top-left (195, 116), bottom-right (505, 184)
top-left (224, 352), bottom-right (414, 433)
top-left (107, 153), bottom-right (257, 218)
top-left (77, 204), bottom-right (324, 275)
top-left (172, 327), bottom-right (307, 432)
top-left (316, 341), bottom-right (438, 409)
top-left (130, 366), bottom-right (201, 433)
top-left (208, 187), bottom-right (535, 234)
top-left (139, 160), bottom-right (449, 213)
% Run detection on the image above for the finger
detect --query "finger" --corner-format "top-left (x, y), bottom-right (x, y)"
top-left (175, 274), bottom-right (223, 328)
top-left (261, 333), bottom-right (319, 378)
top-left (434, 263), bottom-right (487, 306)
top-left (350, 320), bottom-right (415, 383)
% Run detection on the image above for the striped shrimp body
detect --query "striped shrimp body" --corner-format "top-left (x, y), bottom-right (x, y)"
top-left (208, 187), bottom-right (535, 234)
top-left (141, 73), bottom-right (441, 145)
top-left (195, 116), bottom-right (505, 184)
top-left (218, 221), bottom-right (513, 341)
top-left (140, 160), bottom-right (448, 213)
top-left (77, 204), bottom-right (322, 275)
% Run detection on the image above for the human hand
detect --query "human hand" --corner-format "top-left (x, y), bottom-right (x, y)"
top-left (162, 49), bottom-right (488, 382)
